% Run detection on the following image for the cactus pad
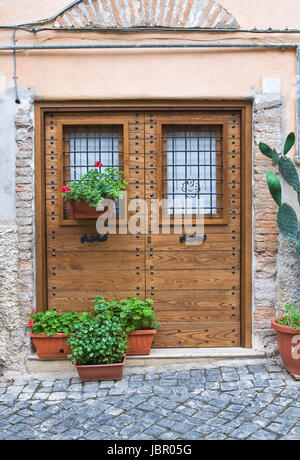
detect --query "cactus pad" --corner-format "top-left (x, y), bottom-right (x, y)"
top-left (277, 203), bottom-right (299, 243)
top-left (266, 170), bottom-right (282, 206)
top-left (259, 142), bottom-right (273, 159)
top-left (284, 132), bottom-right (296, 155)
top-left (278, 157), bottom-right (300, 191)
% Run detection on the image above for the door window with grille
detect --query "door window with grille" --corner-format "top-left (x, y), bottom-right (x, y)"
top-left (61, 124), bottom-right (124, 221)
top-left (161, 125), bottom-right (224, 221)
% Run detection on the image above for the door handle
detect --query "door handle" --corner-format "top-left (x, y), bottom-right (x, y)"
top-left (81, 234), bottom-right (108, 243)
top-left (179, 234), bottom-right (207, 244)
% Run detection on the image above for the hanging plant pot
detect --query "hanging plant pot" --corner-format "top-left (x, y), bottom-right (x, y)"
top-left (30, 333), bottom-right (72, 358)
top-left (75, 357), bottom-right (126, 382)
top-left (68, 198), bottom-right (114, 219)
top-left (271, 319), bottom-right (300, 375)
top-left (127, 329), bottom-right (157, 355)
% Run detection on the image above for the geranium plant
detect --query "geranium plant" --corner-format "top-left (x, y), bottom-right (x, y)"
top-left (27, 310), bottom-right (80, 336)
top-left (61, 163), bottom-right (127, 208)
top-left (277, 303), bottom-right (300, 330)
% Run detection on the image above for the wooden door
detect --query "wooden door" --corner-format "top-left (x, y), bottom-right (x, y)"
top-left (45, 111), bottom-right (145, 310)
top-left (144, 111), bottom-right (241, 347)
top-left (45, 109), bottom-right (241, 347)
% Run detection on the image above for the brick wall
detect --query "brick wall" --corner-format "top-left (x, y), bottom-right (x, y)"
top-left (33, 0), bottom-right (239, 29)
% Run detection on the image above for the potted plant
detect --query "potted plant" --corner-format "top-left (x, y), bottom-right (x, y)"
top-left (61, 162), bottom-right (127, 219)
top-left (271, 304), bottom-right (300, 375)
top-left (27, 310), bottom-right (80, 358)
top-left (259, 132), bottom-right (300, 374)
top-left (67, 314), bottom-right (128, 382)
top-left (92, 296), bottom-right (160, 356)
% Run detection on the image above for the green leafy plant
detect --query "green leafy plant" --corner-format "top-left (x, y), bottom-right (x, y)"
top-left (119, 297), bottom-right (161, 332)
top-left (61, 164), bottom-right (127, 208)
top-left (67, 314), bottom-right (128, 365)
top-left (91, 295), bottom-right (160, 333)
top-left (259, 132), bottom-right (300, 264)
top-left (27, 310), bottom-right (81, 336)
top-left (277, 303), bottom-right (300, 330)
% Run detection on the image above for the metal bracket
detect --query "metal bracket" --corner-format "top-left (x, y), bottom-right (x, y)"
top-left (179, 234), bottom-right (207, 244)
top-left (81, 234), bottom-right (108, 243)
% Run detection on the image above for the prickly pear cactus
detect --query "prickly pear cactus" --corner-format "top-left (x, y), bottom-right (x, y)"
top-left (266, 170), bottom-right (282, 207)
top-left (259, 132), bottom-right (300, 264)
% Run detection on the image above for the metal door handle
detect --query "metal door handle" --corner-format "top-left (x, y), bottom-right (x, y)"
top-left (81, 234), bottom-right (108, 243)
top-left (179, 234), bottom-right (207, 244)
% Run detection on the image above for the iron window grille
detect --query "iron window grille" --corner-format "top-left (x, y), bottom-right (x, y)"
top-left (62, 125), bottom-right (124, 219)
top-left (162, 125), bottom-right (223, 219)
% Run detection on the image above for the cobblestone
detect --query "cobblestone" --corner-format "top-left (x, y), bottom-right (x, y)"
top-left (0, 360), bottom-right (299, 440)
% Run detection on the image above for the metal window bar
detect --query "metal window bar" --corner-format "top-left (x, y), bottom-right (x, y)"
top-left (164, 126), bottom-right (221, 218)
top-left (65, 127), bottom-right (121, 181)
top-left (63, 126), bottom-right (122, 217)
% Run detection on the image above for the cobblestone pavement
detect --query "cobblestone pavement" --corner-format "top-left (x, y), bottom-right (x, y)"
top-left (0, 359), bottom-right (299, 440)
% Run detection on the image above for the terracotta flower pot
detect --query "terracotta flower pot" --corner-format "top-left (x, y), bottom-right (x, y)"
top-left (127, 329), bottom-right (157, 355)
top-left (68, 198), bottom-right (114, 219)
top-left (271, 318), bottom-right (300, 375)
top-left (75, 357), bottom-right (126, 382)
top-left (30, 333), bottom-right (72, 358)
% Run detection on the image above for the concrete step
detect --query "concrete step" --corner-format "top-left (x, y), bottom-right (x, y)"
top-left (27, 348), bottom-right (266, 373)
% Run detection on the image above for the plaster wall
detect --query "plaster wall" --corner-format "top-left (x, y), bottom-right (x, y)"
top-left (0, 0), bottom-right (299, 369)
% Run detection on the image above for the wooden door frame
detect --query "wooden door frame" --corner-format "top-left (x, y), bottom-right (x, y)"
top-left (35, 99), bottom-right (252, 347)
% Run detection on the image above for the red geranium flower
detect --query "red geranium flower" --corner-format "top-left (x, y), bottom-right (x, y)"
top-left (94, 161), bottom-right (103, 168)
top-left (61, 185), bottom-right (72, 194)
top-left (31, 309), bottom-right (37, 314)
top-left (28, 320), bottom-right (34, 327)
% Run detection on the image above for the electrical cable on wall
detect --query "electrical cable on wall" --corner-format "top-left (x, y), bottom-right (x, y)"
top-left (13, 30), bottom-right (20, 104)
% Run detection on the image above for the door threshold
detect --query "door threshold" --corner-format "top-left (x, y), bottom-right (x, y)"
top-left (126, 348), bottom-right (265, 366)
top-left (26, 348), bottom-right (265, 373)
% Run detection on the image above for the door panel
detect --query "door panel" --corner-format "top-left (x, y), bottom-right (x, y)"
top-left (45, 112), bottom-right (144, 310)
top-left (145, 111), bottom-right (241, 347)
top-left (45, 109), bottom-right (241, 348)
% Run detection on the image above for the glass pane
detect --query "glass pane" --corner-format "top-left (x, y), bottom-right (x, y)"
top-left (165, 127), bottom-right (219, 215)
top-left (67, 128), bottom-right (121, 181)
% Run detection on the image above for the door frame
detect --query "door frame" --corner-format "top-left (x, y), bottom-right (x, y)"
top-left (34, 99), bottom-right (252, 347)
